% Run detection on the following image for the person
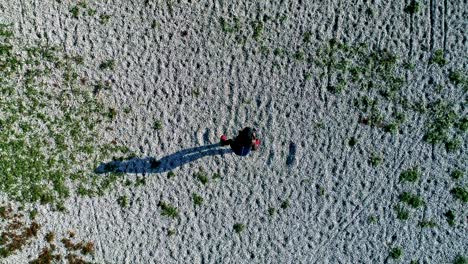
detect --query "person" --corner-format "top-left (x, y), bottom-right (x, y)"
top-left (220, 127), bottom-right (260, 156)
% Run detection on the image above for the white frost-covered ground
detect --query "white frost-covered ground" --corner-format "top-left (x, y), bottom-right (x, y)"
top-left (0, 0), bottom-right (466, 263)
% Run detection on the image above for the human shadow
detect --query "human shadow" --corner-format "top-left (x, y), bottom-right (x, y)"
top-left (95, 143), bottom-right (233, 174)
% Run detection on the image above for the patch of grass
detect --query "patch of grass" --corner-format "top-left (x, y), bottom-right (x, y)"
top-left (445, 137), bottom-right (462, 152)
top-left (456, 117), bottom-right (467, 132)
top-left (151, 20), bottom-right (160, 29)
top-left (369, 153), bottom-right (383, 167)
top-left (99, 14), bottom-right (111, 25)
top-left (87, 8), bottom-right (97, 16)
top-left (158, 201), bottom-right (179, 218)
top-left (404, 1), bottom-right (420, 14)
top-left (194, 169), bottom-right (208, 185)
top-left (167, 229), bottom-right (176, 236)
top-left (419, 220), bottom-right (437, 228)
top-left (93, 81), bottom-right (111, 95)
top-left (303, 31), bottom-right (312, 43)
top-left (389, 247), bottom-right (403, 259)
top-left (399, 192), bottom-right (424, 208)
top-left (368, 215), bottom-right (377, 224)
top-left (251, 21), bottom-right (264, 41)
top-left (293, 50), bottom-right (305, 61)
top-left (450, 186), bottom-right (467, 203)
top-left (268, 207), bottom-right (276, 216)
top-left (212, 173), bottom-right (221, 180)
top-left (69, 6), bottom-right (80, 18)
top-left (219, 17), bottom-right (240, 33)
top-left (117, 195), bottom-right (128, 208)
top-left (99, 59), bottom-right (115, 70)
top-left (394, 205), bottom-right (410, 220)
top-left (29, 209), bottom-right (38, 220)
top-left (135, 177), bottom-right (146, 186)
top-left (153, 120), bottom-right (162, 130)
top-left (429, 49), bottom-right (447, 66)
top-left (106, 108), bottom-right (117, 120)
top-left (453, 255), bottom-right (467, 264)
top-left (448, 70), bottom-right (465, 86)
top-left (451, 170), bottom-right (464, 180)
top-left (424, 100), bottom-right (458, 146)
top-left (45, 232), bottom-right (55, 243)
top-left (192, 193), bottom-right (203, 206)
top-left (280, 199), bottom-right (290, 209)
top-left (403, 62), bottom-right (415, 70)
top-left (81, 241), bottom-right (94, 255)
top-left (444, 210), bottom-right (456, 226)
top-left (317, 185), bottom-right (325, 196)
top-left (348, 137), bottom-right (358, 147)
top-left (399, 167), bottom-right (420, 183)
top-left (167, 171), bottom-right (175, 179)
top-left (233, 223), bottom-right (245, 233)
top-left (383, 122), bottom-right (399, 134)
top-left (273, 47), bottom-right (284, 57)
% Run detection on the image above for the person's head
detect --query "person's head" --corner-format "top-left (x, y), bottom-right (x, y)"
top-left (237, 127), bottom-right (256, 145)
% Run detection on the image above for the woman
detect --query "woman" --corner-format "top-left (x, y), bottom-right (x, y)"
top-left (220, 127), bottom-right (260, 156)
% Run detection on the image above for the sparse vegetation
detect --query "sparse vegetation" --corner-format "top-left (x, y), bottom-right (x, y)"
top-left (99, 14), bottom-right (111, 25)
top-left (303, 31), bottom-right (312, 43)
top-left (348, 137), bottom-right (358, 147)
top-left (448, 70), bottom-right (466, 86)
top-left (453, 255), bottom-right (467, 264)
top-left (212, 173), bottom-right (221, 180)
top-left (389, 247), bottom-right (403, 259)
top-left (394, 205), bottom-right (410, 220)
top-left (280, 199), bottom-right (290, 209)
top-left (158, 201), bottom-right (179, 218)
top-left (444, 210), bottom-right (456, 226)
top-left (399, 167), bottom-right (420, 183)
top-left (369, 153), bottom-right (383, 167)
top-left (167, 171), bottom-right (175, 179)
top-left (219, 16), bottom-right (240, 33)
top-left (117, 195), bottom-right (129, 208)
top-left (419, 220), bottom-right (437, 228)
top-left (99, 59), bottom-right (115, 70)
top-left (192, 193), bottom-right (203, 206)
top-left (268, 207), bottom-right (276, 216)
top-left (404, 1), bottom-right (420, 14)
top-left (251, 20), bottom-right (264, 41)
top-left (451, 170), bottom-right (464, 180)
top-left (233, 223), bottom-right (245, 233)
top-left (429, 49), bottom-right (447, 66)
top-left (167, 229), bottom-right (176, 236)
top-left (45, 232), bottom-right (55, 243)
top-left (153, 120), bottom-right (162, 130)
top-left (194, 169), bottom-right (208, 185)
top-left (0, 23), bottom-right (129, 206)
top-left (399, 192), bottom-right (424, 208)
top-left (450, 186), bottom-right (467, 203)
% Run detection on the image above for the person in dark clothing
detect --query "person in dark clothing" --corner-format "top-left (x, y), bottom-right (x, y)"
top-left (220, 127), bottom-right (260, 156)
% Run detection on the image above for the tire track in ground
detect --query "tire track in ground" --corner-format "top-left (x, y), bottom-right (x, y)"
top-left (324, 0), bottom-right (342, 101)
top-left (407, 0), bottom-right (414, 74)
top-left (443, 0), bottom-right (448, 51)
top-left (429, 0), bottom-right (435, 50)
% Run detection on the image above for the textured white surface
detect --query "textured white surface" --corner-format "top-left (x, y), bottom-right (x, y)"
top-left (0, 0), bottom-right (466, 263)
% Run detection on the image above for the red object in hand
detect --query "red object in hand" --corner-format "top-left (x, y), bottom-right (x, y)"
top-left (221, 135), bottom-right (227, 141)
top-left (255, 139), bottom-right (260, 146)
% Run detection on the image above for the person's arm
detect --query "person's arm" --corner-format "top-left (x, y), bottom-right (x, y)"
top-left (251, 139), bottom-right (260, 150)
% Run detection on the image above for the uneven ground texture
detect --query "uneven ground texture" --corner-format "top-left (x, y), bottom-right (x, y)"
top-left (0, 0), bottom-right (467, 263)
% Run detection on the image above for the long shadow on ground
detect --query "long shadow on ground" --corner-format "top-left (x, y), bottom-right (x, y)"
top-left (95, 143), bottom-right (233, 174)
